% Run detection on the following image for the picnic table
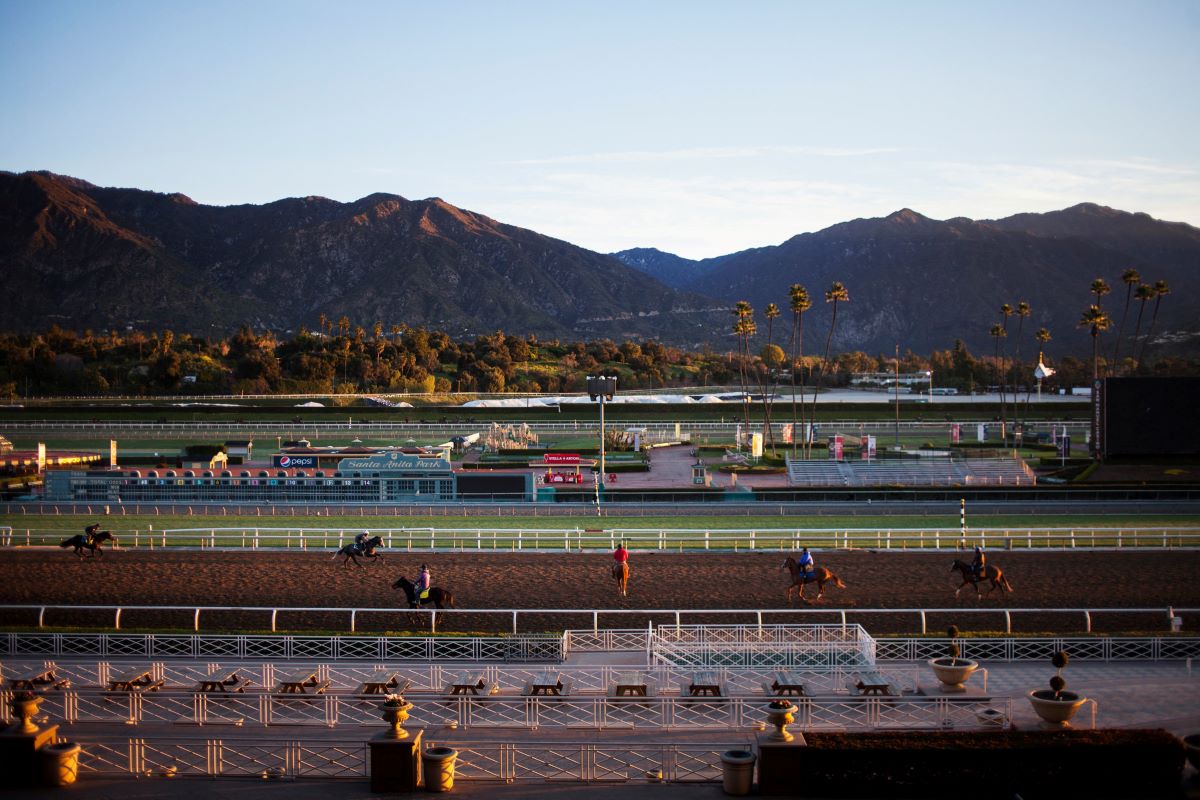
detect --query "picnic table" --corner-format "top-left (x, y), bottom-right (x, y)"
top-left (6, 666), bottom-right (70, 691)
top-left (446, 671), bottom-right (487, 696)
top-left (685, 671), bottom-right (724, 697)
top-left (106, 666), bottom-right (164, 693)
top-left (850, 671), bottom-right (896, 697)
top-left (524, 670), bottom-right (569, 697)
top-left (274, 668), bottom-right (329, 695)
top-left (194, 667), bottom-right (252, 693)
top-left (356, 670), bottom-right (413, 696)
top-left (767, 671), bottom-right (808, 697)
top-left (611, 670), bottom-right (651, 698)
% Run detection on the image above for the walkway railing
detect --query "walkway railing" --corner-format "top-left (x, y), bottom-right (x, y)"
top-left (6, 525), bottom-right (1199, 551)
top-left (3, 689), bottom-right (1008, 732)
top-left (75, 736), bottom-right (740, 782)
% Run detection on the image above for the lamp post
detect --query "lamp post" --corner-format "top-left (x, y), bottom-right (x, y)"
top-left (926, 370), bottom-right (933, 404)
top-left (893, 344), bottom-right (901, 450)
top-left (587, 375), bottom-right (618, 496)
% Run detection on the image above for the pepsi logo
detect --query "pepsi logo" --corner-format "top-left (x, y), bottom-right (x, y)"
top-left (279, 456), bottom-right (292, 467)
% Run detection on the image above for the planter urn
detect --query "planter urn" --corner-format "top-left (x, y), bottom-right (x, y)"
top-left (9, 694), bottom-right (43, 735)
top-left (928, 657), bottom-right (979, 692)
top-left (380, 698), bottom-right (414, 739)
top-left (1027, 689), bottom-right (1087, 727)
top-left (763, 701), bottom-right (795, 742)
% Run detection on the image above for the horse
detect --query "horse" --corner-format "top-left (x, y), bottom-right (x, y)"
top-left (333, 536), bottom-right (384, 568)
top-left (781, 556), bottom-right (846, 603)
top-left (951, 559), bottom-right (1013, 598)
top-left (60, 530), bottom-right (115, 558)
top-left (612, 561), bottom-right (630, 597)
top-left (392, 576), bottom-right (456, 610)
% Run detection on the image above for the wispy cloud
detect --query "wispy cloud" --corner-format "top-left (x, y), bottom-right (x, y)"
top-left (508, 145), bottom-right (900, 166)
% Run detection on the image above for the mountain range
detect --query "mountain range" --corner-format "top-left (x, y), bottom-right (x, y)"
top-left (2, 170), bottom-right (1196, 356)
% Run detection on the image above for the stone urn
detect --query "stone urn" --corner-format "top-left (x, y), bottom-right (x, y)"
top-left (763, 700), bottom-right (795, 742)
top-left (928, 657), bottom-right (979, 692)
top-left (9, 692), bottom-right (43, 735)
top-left (1027, 689), bottom-right (1087, 727)
top-left (380, 697), bottom-right (414, 739)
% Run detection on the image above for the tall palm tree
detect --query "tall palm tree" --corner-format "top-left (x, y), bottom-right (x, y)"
top-left (787, 284), bottom-right (811, 458)
top-left (988, 323), bottom-right (1007, 440)
top-left (762, 303), bottom-right (781, 453)
top-left (732, 302), bottom-right (755, 446)
top-left (1090, 278), bottom-right (1111, 305)
top-left (1129, 283), bottom-right (1154, 369)
top-left (998, 303), bottom-right (1013, 440)
top-left (1137, 280), bottom-right (1171, 367)
top-left (1079, 305), bottom-right (1112, 383)
top-left (1112, 268), bottom-right (1140, 368)
top-left (1014, 301), bottom-right (1030, 424)
top-left (810, 282), bottom-right (849, 451)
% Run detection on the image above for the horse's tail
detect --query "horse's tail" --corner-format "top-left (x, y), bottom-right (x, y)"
top-left (1002, 575), bottom-right (1014, 592)
top-left (445, 591), bottom-right (457, 609)
top-left (60, 538), bottom-right (73, 548)
top-left (833, 574), bottom-right (847, 589)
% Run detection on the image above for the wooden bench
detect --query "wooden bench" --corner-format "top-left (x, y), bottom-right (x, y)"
top-left (194, 677), bottom-right (253, 693)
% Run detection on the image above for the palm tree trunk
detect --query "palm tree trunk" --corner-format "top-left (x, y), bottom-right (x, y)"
top-left (1113, 287), bottom-right (1133, 369)
top-left (1137, 295), bottom-right (1165, 367)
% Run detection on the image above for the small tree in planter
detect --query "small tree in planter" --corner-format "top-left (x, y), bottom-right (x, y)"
top-left (1028, 650), bottom-right (1088, 727)
top-left (928, 624), bottom-right (978, 692)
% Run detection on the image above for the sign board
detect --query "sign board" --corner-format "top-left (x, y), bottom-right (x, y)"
top-left (862, 435), bottom-right (876, 460)
top-left (275, 455), bottom-right (318, 468)
top-left (750, 432), bottom-right (763, 459)
top-left (950, 424), bottom-right (960, 444)
top-left (782, 424), bottom-right (793, 444)
top-left (338, 453), bottom-right (451, 472)
top-left (828, 435), bottom-right (844, 461)
top-left (37, 442), bottom-right (46, 473)
top-left (110, 439), bottom-right (118, 467)
top-left (543, 453), bottom-right (580, 465)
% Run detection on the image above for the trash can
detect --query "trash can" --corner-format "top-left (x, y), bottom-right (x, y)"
top-left (422, 746), bottom-right (457, 792)
top-left (40, 742), bottom-right (82, 787)
top-left (720, 749), bottom-right (756, 796)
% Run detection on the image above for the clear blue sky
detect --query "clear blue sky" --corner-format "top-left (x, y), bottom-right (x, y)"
top-left (2, 0), bottom-right (1197, 258)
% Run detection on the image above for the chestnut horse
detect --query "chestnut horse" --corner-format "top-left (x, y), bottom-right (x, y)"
top-left (951, 559), bottom-right (1013, 598)
top-left (781, 556), bottom-right (846, 603)
top-left (612, 561), bottom-right (630, 597)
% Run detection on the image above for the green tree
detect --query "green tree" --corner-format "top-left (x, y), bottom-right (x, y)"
top-left (1079, 305), bottom-right (1112, 382)
top-left (1129, 283), bottom-right (1154, 369)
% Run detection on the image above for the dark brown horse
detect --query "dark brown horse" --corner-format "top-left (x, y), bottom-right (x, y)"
top-left (781, 556), bottom-right (846, 603)
top-left (612, 561), bottom-right (630, 597)
top-left (60, 530), bottom-right (115, 558)
top-left (951, 559), bottom-right (1014, 598)
top-left (333, 536), bottom-right (383, 568)
top-left (393, 576), bottom-right (456, 610)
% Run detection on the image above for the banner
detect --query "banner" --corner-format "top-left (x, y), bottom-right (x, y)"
top-left (829, 435), bottom-right (844, 461)
top-left (950, 424), bottom-right (960, 444)
top-left (543, 453), bottom-right (580, 465)
top-left (862, 435), bottom-right (876, 460)
top-left (274, 455), bottom-right (317, 468)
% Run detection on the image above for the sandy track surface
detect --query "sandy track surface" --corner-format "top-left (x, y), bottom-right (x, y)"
top-left (1, 548), bottom-right (1196, 635)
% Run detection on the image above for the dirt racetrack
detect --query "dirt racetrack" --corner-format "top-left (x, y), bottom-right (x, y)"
top-left (1, 548), bottom-right (1197, 635)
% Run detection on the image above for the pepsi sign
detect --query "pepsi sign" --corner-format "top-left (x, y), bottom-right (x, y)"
top-left (274, 455), bottom-right (317, 468)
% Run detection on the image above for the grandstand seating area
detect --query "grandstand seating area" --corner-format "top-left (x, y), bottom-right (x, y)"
top-left (785, 457), bottom-right (1034, 487)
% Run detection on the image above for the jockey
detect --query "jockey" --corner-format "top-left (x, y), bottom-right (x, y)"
top-left (798, 547), bottom-right (814, 576)
top-left (415, 564), bottom-right (432, 601)
top-left (354, 531), bottom-right (370, 552)
top-left (84, 523), bottom-right (100, 546)
top-left (613, 541), bottom-right (629, 567)
top-left (972, 545), bottom-right (986, 578)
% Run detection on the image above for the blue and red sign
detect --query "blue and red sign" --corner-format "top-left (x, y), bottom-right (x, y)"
top-left (274, 455), bottom-right (317, 468)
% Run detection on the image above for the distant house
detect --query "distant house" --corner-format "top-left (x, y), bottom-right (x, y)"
top-left (225, 440), bottom-right (253, 464)
top-left (180, 444), bottom-right (228, 470)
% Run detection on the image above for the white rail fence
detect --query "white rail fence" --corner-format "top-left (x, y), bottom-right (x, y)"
top-left (4, 690), bottom-right (1010, 732)
top-left (74, 737), bottom-right (740, 782)
top-left (6, 525), bottom-right (1199, 551)
top-left (1, 605), bottom-right (1194, 636)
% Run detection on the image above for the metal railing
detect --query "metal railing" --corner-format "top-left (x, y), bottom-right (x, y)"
top-left (73, 736), bottom-right (742, 782)
top-left (6, 524), bottom-right (1199, 551)
top-left (3, 689), bottom-right (1008, 732)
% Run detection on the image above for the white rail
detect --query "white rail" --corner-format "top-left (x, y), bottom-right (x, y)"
top-left (1, 606), bottom-right (1195, 638)
top-left (6, 525), bottom-right (1199, 551)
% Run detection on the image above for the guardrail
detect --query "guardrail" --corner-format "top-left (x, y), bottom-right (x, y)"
top-left (1, 606), bottom-right (1194, 638)
top-left (5, 525), bottom-right (1199, 551)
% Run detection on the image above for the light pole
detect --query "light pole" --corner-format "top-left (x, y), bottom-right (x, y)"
top-left (926, 370), bottom-right (933, 404)
top-left (893, 344), bottom-right (900, 450)
top-left (587, 375), bottom-right (617, 495)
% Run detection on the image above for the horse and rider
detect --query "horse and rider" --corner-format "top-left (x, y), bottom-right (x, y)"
top-left (392, 563), bottom-right (455, 610)
top-left (952, 545), bottom-right (1013, 598)
top-left (60, 523), bottom-right (115, 558)
top-left (333, 531), bottom-right (384, 568)
top-left (781, 547), bottom-right (846, 603)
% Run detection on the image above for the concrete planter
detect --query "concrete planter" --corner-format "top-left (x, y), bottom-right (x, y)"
top-left (1027, 689), bottom-right (1087, 727)
top-left (720, 749), bottom-right (756, 796)
top-left (40, 742), bottom-right (81, 787)
top-left (928, 657), bottom-right (979, 692)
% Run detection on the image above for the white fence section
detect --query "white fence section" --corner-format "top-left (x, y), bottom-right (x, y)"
top-left (74, 736), bottom-right (741, 782)
top-left (3, 605), bottom-right (1194, 636)
top-left (650, 624), bottom-right (876, 668)
top-left (6, 525), bottom-right (1199, 551)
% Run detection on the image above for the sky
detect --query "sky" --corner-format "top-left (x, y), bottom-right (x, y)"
top-left (2, 0), bottom-right (1198, 259)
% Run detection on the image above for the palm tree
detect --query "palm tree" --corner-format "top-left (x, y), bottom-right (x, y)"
top-left (787, 284), bottom-right (811, 458)
top-left (762, 303), bottom-right (781, 453)
top-left (810, 282), bottom-right (849, 451)
top-left (988, 323), bottom-right (1007, 440)
top-left (1112, 268), bottom-right (1140, 368)
top-left (1090, 278), bottom-right (1111, 305)
top-left (1033, 327), bottom-right (1052, 403)
top-left (998, 303), bottom-right (1013, 440)
top-left (1137, 280), bottom-right (1171, 367)
top-left (1078, 305), bottom-right (1112, 383)
top-left (731, 302), bottom-right (755, 446)
top-left (1014, 301), bottom-right (1030, 424)
top-left (1129, 283), bottom-right (1154, 369)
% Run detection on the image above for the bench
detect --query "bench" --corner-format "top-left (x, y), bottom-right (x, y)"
top-left (193, 678), bottom-right (253, 693)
